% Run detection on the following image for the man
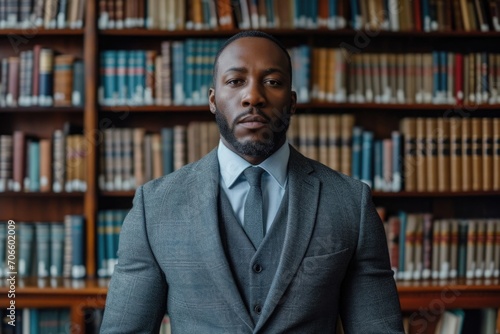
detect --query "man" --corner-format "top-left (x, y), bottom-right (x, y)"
top-left (101, 30), bottom-right (404, 333)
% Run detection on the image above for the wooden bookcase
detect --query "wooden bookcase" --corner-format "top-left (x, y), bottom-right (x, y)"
top-left (1, 0), bottom-right (500, 332)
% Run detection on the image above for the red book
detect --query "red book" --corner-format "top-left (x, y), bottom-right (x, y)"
top-left (455, 53), bottom-right (464, 105)
top-left (414, 0), bottom-right (422, 31)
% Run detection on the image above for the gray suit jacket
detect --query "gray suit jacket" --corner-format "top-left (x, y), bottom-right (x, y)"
top-left (101, 146), bottom-right (404, 333)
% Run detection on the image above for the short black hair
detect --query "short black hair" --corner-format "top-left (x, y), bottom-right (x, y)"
top-left (212, 30), bottom-right (292, 88)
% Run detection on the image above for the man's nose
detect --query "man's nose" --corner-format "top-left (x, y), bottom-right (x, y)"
top-left (241, 81), bottom-right (266, 109)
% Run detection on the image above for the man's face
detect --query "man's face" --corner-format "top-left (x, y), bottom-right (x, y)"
top-left (209, 37), bottom-right (297, 162)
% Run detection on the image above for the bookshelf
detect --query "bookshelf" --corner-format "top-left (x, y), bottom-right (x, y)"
top-left (1, 0), bottom-right (500, 332)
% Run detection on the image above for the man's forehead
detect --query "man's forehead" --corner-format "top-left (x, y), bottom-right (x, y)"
top-left (217, 37), bottom-right (288, 69)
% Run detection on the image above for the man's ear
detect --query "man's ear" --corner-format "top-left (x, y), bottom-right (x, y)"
top-left (209, 88), bottom-right (216, 114)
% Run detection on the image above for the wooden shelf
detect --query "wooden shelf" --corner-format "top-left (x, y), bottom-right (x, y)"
top-left (100, 190), bottom-right (500, 199)
top-left (99, 103), bottom-right (500, 113)
top-left (0, 29), bottom-right (84, 35)
top-left (99, 28), bottom-right (500, 39)
top-left (0, 277), bottom-right (109, 296)
top-left (2, 277), bottom-right (499, 312)
top-left (0, 191), bottom-right (84, 198)
top-left (397, 278), bottom-right (500, 311)
top-left (100, 105), bottom-right (209, 112)
top-left (372, 191), bottom-right (500, 198)
top-left (0, 106), bottom-right (84, 113)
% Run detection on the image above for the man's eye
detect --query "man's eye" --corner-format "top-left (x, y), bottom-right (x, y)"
top-left (227, 79), bottom-right (243, 85)
top-left (266, 80), bottom-right (281, 86)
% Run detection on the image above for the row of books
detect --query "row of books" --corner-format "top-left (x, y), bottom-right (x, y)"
top-left (98, 0), bottom-right (347, 31)
top-left (96, 209), bottom-right (127, 277)
top-left (0, 47), bottom-right (85, 108)
top-left (0, 0), bottom-right (85, 29)
top-left (99, 40), bottom-right (223, 107)
top-left (402, 308), bottom-right (497, 334)
top-left (292, 115), bottom-right (500, 192)
top-left (97, 114), bottom-right (500, 193)
top-left (350, 0), bottom-right (500, 32)
top-left (400, 117), bottom-right (500, 192)
top-left (98, 124), bottom-right (216, 191)
top-left (99, 43), bottom-right (500, 107)
top-left (0, 308), bottom-right (71, 334)
top-left (96, 0), bottom-right (500, 33)
top-left (0, 215), bottom-right (86, 279)
top-left (381, 213), bottom-right (500, 281)
top-left (308, 50), bottom-right (500, 105)
top-left (0, 125), bottom-right (88, 193)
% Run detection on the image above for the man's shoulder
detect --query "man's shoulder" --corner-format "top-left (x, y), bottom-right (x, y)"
top-left (141, 151), bottom-right (216, 194)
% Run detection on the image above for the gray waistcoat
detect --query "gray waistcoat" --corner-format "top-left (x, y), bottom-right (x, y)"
top-left (218, 188), bottom-right (289, 326)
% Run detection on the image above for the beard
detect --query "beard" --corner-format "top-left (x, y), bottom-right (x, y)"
top-left (214, 107), bottom-right (291, 158)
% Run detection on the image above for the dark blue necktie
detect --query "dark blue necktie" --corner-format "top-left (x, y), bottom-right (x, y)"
top-left (243, 167), bottom-right (265, 248)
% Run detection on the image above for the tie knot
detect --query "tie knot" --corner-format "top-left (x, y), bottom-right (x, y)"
top-left (244, 167), bottom-right (265, 187)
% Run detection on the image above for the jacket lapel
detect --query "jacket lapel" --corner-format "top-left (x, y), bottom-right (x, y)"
top-left (186, 149), bottom-right (254, 330)
top-left (256, 147), bottom-right (320, 332)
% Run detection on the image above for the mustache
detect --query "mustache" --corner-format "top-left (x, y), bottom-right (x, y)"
top-left (232, 108), bottom-right (271, 125)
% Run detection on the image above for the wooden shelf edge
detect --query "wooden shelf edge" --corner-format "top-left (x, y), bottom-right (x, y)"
top-left (0, 277), bottom-right (109, 295)
top-left (0, 106), bottom-right (84, 113)
top-left (0, 191), bottom-right (84, 198)
top-left (99, 103), bottom-right (500, 113)
top-left (372, 190), bottom-right (500, 198)
top-left (0, 28), bottom-right (84, 35)
top-left (99, 190), bottom-right (500, 198)
top-left (98, 28), bottom-right (500, 38)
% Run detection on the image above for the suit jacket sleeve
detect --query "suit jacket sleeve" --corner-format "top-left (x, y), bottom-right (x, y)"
top-left (101, 186), bottom-right (167, 333)
top-left (339, 183), bottom-right (404, 333)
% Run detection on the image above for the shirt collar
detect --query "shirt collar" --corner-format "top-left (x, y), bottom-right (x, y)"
top-left (217, 139), bottom-right (290, 189)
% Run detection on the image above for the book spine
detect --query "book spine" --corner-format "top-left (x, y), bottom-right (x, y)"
top-left (39, 48), bottom-right (54, 107)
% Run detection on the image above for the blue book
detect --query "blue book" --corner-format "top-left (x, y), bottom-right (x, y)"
top-left (116, 50), bottom-right (128, 105)
top-left (104, 210), bottom-right (115, 276)
top-left (300, 45), bottom-right (311, 103)
top-left (97, 211), bottom-right (107, 277)
top-left (30, 309), bottom-right (39, 334)
top-left (19, 223), bottom-right (35, 276)
top-left (172, 41), bottom-right (185, 105)
top-left (103, 50), bottom-right (117, 106)
top-left (126, 50), bottom-right (135, 104)
top-left (28, 140), bottom-right (40, 192)
top-left (161, 128), bottom-right (174, 175)
top-left (72, 60), bottom-right (85, 107)
top-left (36, 223), bottom-right (50, 277)
top-left (398, 211), bottom-right (407, 280)
top-left (266, 0), bottom-right (275, 27)
top-left (184, 39), bottom-right (196, 106)
top-left (192, 39), bottom-right (203, 105)
top-left (70, 215), bottom-right (86, 279)
top-left (329, 0), bottom-right (337, 28)
top-left (351, 126), bottom-right (363, 180)
top-left (50, 222), bottom-right (65, 277)
top-left (421, 0), bottom-right (430, 32)
top-left (309, 0), bottom-right (318, 28)
top-left (391, 131), bottom-right (402, 192)
top-left (374, 140), bottom-right (383, 191)
top-left (350, 0), bottom-right (361, 30)
top-left (361, 131), bottom-right (374, 188)
top-left (112, 210), bottom-right (124, 273)
top-left (135, 50), bottom-right (146, 105)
